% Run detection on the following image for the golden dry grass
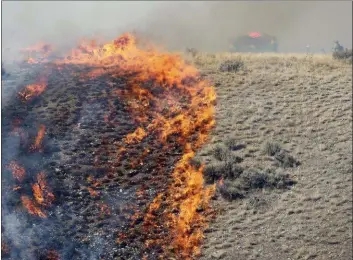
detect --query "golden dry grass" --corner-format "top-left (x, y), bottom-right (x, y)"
top-left (187, 52), bottom-right (352, 260)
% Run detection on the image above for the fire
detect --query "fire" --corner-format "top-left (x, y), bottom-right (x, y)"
top-left (21, 42), bottom-right (53, 54)
top-left (14, 33), bottom-right (216, 258)
top-left (20, 172), bottom-right (54, 218)
top-left (87, 187), bottom-right (99, 197)
top-left (30, 124), bottom-right (46, 152)
top-left (56, 33), bottom-right (216, 258)
top-left (21, 196), bottom-right (47, 218)
top-left (13, 185), bottom-right (22, 191)
top-left (21, 42), bottom-right (53, 64)
top-left (7, 161), bottom-right (26, 182)
top-left (46, 250), bottom-right (60, 260)
top-left (32, 172), bottom-right (55, 207)
top-left (18, 80), bottom-right (47, 102)
top-left (124, 127), bottom-right (147, 144)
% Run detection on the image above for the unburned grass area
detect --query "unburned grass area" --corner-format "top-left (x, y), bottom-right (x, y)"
top-left (184, 51), bottom-right (352, 260)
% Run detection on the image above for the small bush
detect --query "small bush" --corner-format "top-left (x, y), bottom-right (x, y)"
top-left (224, 137), bottom-right (246, 151)
top-left (204, 160), bottom-right (244, 184)
top-left (212, 145), bottom-right (232, 161)
top-left (247, 195), bottom-right (268, 209)
top-left (218, 180), bottom-right (244, 201)
top-left (190, 157), bottom-right (202, 169)
top-left (204, 162), bottom-right (226, 183)
top-left (242, 171), bottom-right (270, 190)
top-left (219, 59), bottom-right (244, 72)
top-left (185, 47), bottom-right (198, 57)
top-left (217, 169), bottom-right (296, 201)
top-left (333, 49), bottom-right (352, 63)
top-left (274, 150), bottom-right (300, 168)
top-left (263, 142), bottom-right (281, 156)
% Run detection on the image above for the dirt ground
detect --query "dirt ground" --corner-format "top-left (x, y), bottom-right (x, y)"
top-left (186, 53), bottom-right (352, 260)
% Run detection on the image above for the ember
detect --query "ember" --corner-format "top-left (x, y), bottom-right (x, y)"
top-left (45, 250), bottom-right (60, 260)
top-left (6, 161), bottom-right (26, 182)
top-left (1, 242), bottom-right (10, 256)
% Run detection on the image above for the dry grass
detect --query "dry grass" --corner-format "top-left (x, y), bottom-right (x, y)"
top-left (186, 52), bottom-right (352, 260)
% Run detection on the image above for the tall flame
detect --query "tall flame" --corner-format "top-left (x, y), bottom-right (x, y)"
top-left (21, 172), bottom-right (54, 218)
top-left (30, 124), bottom-right (46, 152)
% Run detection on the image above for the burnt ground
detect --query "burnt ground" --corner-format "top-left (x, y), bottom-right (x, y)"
top-left (1, 63), bottom-right (185, 260)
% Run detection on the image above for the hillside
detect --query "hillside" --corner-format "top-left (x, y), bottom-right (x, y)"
top-left (186, 53), bottom-right (352, 260)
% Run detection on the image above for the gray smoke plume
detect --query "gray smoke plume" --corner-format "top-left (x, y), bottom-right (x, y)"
top-left (2, 1), bottom-right (352, 61)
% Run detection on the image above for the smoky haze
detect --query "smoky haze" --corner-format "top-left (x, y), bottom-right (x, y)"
top-left (2, 1), bottom-right (352, 61)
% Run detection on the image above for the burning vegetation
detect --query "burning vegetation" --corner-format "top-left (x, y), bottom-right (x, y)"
top-left (2, 33), bottom-right (216, 259)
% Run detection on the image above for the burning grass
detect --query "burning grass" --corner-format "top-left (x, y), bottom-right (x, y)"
top-left (30, 124), bottom-right (46, 152)
top-left (6, 161), bottom-right (26, 182)
top-left (20, 172), bottom-right (55, 218)
top-left (3, 33), bottom-right (217, 259)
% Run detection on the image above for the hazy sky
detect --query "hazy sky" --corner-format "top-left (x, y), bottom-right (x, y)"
top-left (2, 1), bottom-right (352, 60)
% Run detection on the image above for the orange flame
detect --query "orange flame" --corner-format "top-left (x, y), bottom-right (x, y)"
top-left (21, 42), bottom-right (53, 64)
top-left (30, 124), bottom-right (46, 152)
top-left (12, 185), bottom-right (22, 191)
top-left (46, 33), bottom-right (216, 258)
top-left (18, 80), bottom-right (47, 102)
top-left (124, 127), bottom-right (147, 144)
top-left (21, 196), bottom-right (47, 218)
top-left (7, 161), bottom-right (26, 182)
top-left (32, 172), bottom-right (55, 207)
top-left (21, 172), bottom-right (54, 218)
top-left (87, 187), bottom-right (99, 197)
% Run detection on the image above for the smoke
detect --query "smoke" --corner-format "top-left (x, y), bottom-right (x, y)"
top-left (139, 1), bottom-right (352, 52)
top-left (2, 1), bottom-right (352, 60)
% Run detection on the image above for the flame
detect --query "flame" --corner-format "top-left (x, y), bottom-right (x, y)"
top-left (13, 185), bottom-right (22, 191)
top-left (46, 250), bottom-right (60, 260)
top-left (21, 42), bottom-right (53, 64)
top-left (30, 124), bottom-right (46, 152)
top-left (21, 172), bottom-right (54, 218)
top-left (32, 172), bottom-right (55, 207)
top-left (21, 196), bottom-right (47, 218)
top-left (7, 161), bottom-right (26, 182)
top-left (87, 187), bottom-right (100, 197)
top-left (21, 42), bottom-right (53, 54)
top-left (18, 78), bottom-right (47, 102)
top-left (124, 127), bottom-right (147, 144)
top-left (218, 177), bottom-right (224, 187)
top-left (22, 33), bottom-right (217, 258)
